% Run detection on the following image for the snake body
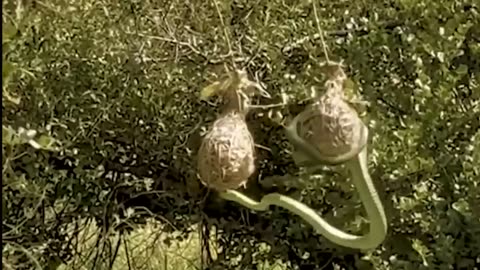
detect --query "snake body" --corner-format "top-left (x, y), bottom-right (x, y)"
top-left (220, 146), bottom-right (387, 249)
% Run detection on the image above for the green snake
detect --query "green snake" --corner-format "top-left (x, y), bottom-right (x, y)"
top-left (218, 101), bottom-right (388, 250)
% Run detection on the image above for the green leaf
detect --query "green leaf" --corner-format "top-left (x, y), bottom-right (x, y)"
top-left (2, 21), bottom-right (17, 44)
top-left (27, 139), bottom-right (42, 149)
top-left (2, 61), bottom-right (16, 83)
top-left (455, 64), bottom-right (468, 76)
top-left (3, 90), bottom-right (21, 105)
top-left (200, 81), bottom-right (222, 99)
top-left (452, 198), bottom-right (471, 216)
top-left (412, 238), bottom-right (430, 266)
top-left (2, 125), bottom-right (16, 145)
top-left (36, 134), bottom-right (56, 149)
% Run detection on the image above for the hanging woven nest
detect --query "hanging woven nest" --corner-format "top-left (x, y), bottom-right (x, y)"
top-left (295, 65), bottom-right (368, 163)
top-left (197, 69), bottom-right (268, 191)
top-left (198, 113), bottom-right (255, 191)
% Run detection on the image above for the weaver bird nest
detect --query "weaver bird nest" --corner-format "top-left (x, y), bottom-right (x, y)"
top-left (296, 66), bottom-right (367, 161)
top-left (197, 69), bottom-right (266, 191)
top-left (198, 113), bottom-right (255, 191)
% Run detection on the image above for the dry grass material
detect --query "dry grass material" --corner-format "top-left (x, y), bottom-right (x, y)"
top-left (296, 67), bottom-right (365, 158)
top-left (197, 111), bottom-right (255, 192)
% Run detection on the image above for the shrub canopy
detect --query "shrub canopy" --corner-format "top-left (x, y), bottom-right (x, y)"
top-left (2, 0), bottom-right (479, 269)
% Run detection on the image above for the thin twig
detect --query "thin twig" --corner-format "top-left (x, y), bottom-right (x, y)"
top-left (249, 103), bottom-right (286, 109)
top-left (109, 233), bottom-right (122, 269)
top-left (212, 0), bottom-right (236, 68)
top-left (254, 143), bottom-right (272, 153)
top-left (312, 1), bottom-right (330, 64)
top-left (123, 234), bottom-right (132, 270)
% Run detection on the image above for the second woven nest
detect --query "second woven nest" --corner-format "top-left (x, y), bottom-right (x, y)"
top-left (296, 66), bottom-right (367, 160)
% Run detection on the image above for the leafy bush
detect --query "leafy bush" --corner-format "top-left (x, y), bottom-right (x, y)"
top-left (2, 0), bottom-right (479, 269)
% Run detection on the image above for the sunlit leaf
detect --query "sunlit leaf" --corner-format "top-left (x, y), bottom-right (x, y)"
top-left (2, 125), bottom-right (15, 145)
top-left (200, 81), bottom-right (222, 99)
top-left (452, 199), bottom-right (471, 216)
top-left (36, 134), bottom-right (57, 150)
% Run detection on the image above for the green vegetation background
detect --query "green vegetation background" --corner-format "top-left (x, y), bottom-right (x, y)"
top-left (2, 0), bottom-right (479, 269)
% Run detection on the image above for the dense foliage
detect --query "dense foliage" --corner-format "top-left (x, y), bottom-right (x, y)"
top-left (2, 0), bottom-right (479, 269)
